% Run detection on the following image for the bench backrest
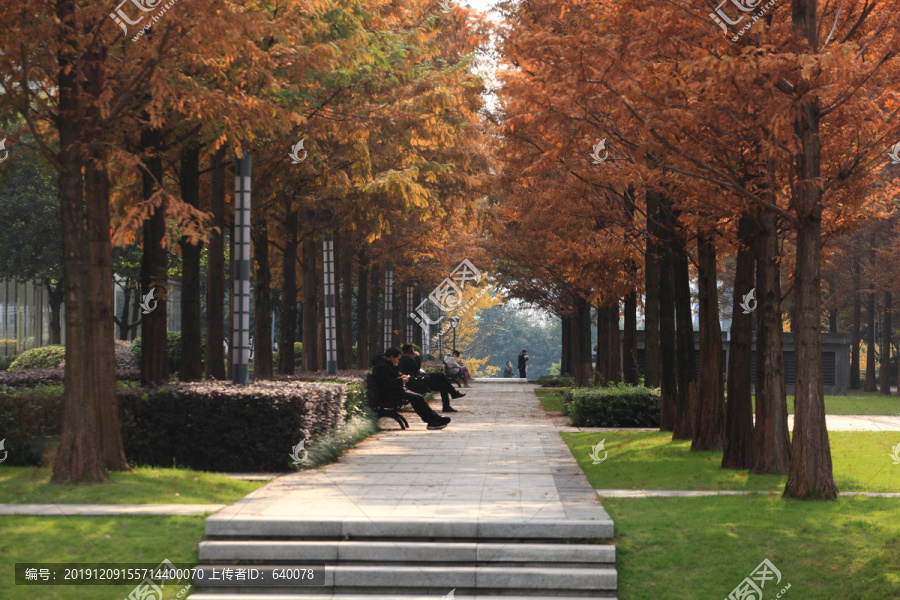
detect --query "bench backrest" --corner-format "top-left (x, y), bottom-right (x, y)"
top-left (365, 372), bottom-right (407, 410)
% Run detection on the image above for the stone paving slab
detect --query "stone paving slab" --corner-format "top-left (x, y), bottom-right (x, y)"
top-left (206, 382), bottom-right (612, 532)
top-left (0, 503), bottom-right (226, 516)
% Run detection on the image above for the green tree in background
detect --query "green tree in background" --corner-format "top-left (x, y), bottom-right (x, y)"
top-left (468, 303), bottom-right (561, 378)
top-left (0, 149), bottom-right (64, 343)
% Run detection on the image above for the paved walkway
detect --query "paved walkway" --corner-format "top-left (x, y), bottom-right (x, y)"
top-left (207, 380), bottom-right (609, 527)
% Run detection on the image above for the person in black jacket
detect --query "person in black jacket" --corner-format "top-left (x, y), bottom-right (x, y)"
top-left (518, 349), bottom-right (529, 379)
top-left (399, 344), bottom-right (465, 413)
top-left (371, 347), bottom-right (451, 430)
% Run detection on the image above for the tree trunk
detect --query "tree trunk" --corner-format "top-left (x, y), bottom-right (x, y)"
top-left (722, 215), bottom-right (755, 469)
top-left (828, 309), bottom-right (837, 333)
top-left (623, 290), bottom-right (640, 385)
top-left (130, 288), bottom-right (141, 341)
top-left (178, 145), bottom-right (202, 381)
top-left (333, 232), bottom-right (344, 369)
top-left (340, 237), bottom-right (354, 369)
top-left (318, 294), bottom-right (326, 371)
top-left (561, 314), bottom-right (571, 376)
top-left (252, 214), bottom-right (273, 379)
top-left (783, 49), bottom-right (837, 498)
top-left (605, 302), bottom-right (621, 383)
top-left (851, 260), bottom-right (861, 389)
top-left (301, 234), bottom-right (319, 372)
top-left (752, 209), bottom-right (791, 475)
top-left (863, 292), bottom-right (877, 391)
top-left (672, 227), bottom-right (696, 440)
top-left (278, 209), bottom-right (299, 374)
top-left (574, 298), bottom-right (592, 386)
top-left (644, 191), bottom-right (661, 388)
top-left (205, 147), bottom-right (227, 380)
top-left (46, 279), bottom-right (64, 344)
top-left (654, 192), bottom-right (677, 431)
top-left (368, 264), bottom-right (381, 358)
top-left (692, 230), bottom-right (724, 451)
top-left (356, 260), bottom-right (369, 368)
top-left (880, 292), bottom-right (892, 395)
top-left (52, 22), bottom-right (127, 480)
top-left (139, 126), bottom-right (168, 385)
top-left (116, 282), bottom-right (132, 341)
top-left (595, 304), bottom-right (607, 383)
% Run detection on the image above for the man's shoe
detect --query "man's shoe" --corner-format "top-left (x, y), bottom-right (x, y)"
top-left (450, 391), bottom-right (466, 399)
top-left (427, 419), bottom-right (449, 430)
top-left (442, 406), bottom-right (459, 413)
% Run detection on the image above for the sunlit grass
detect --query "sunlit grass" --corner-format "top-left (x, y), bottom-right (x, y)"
top-left (0, 515), bottom-right (204, 599)
top-left (605, 495), bottom-right (900, 599)
top-left (564, 431), bottom-right (900, 493)
top-left (0, 466), bottom-right (268, 504)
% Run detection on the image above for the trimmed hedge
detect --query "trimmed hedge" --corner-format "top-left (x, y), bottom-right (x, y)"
top-left (0, 367), bottom-right (140, 389)
top-left (0, 384), bottom-right (64, 465)
top-left (118, 380), bottom-right (347, 471)
top-left (9, 346), bottom-right (66, 370)
top-left (564, 384), bottom-right (661, 427)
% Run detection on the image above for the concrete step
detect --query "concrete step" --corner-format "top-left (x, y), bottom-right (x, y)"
top-left (199, 540), bottom-right (615, 566)
top-left (189, 565), bottom-right (617, 596)
top-left (204, 518), bottom-right (614, 541)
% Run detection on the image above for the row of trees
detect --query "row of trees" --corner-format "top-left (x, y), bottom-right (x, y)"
top-left (489, 0), bottom-right (900, 500)
top-left (0, 0), bottom-right (494, 482)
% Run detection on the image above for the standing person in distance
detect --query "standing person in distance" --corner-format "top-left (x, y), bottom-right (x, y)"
top-left (503, 360), bottom-right (514, 378)
top-left (517, 349), bottom-right (529, 379)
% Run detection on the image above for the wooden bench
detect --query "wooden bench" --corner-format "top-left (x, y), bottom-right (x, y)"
top-left (443, 362), bottom-right (464, 387)
top-left (365, 373), bottom-right (410, 430)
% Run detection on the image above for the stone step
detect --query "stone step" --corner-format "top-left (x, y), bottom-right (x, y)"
top-left (189, 565), bottom-right (617, 596)
top-left (204, 518), bottom-right (614, 541)
top-left (199, 540), bottom-right (615, 566)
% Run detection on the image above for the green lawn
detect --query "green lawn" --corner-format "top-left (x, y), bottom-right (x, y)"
top-left (539, 387), bottom-right (900, 415)
top-left (605, 496), bottom-right (900, 599)
top-left (563, 431), bottom-right (900, 493)
top-left (0, 515), bottom-right (204, 599)
top-left (780, 391), bottom-right (900, 415)
top-left (534, 388), bottom-right (566, 412)
top-left (0, 466), bottom-right (268, 504)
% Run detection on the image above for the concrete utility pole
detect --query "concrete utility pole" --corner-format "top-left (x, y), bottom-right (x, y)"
top-left (232, 154), bottom-right (251, 384)
top-left (323, 233), bottom-right (338, 374)
top-left (383, 261), bottom-right (394, 351)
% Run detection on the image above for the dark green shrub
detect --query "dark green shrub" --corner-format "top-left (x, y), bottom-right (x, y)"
top-left (9, 346), bottom-right (66, 370)
top-left (0, 384), bottom-right (64, 465)
top-left (129, 332), bottom-right (182, 374)
top-left (342, 381), bottom-right (369, 422)
top-left (537, 374), bottom-right (575, 388)
top-left (293, 342), bottom-right (303, 367)
top-left (0, 355), bottom-right (15, 371)
top-left (564, 384), bottom-right (661, 427)
top-left (118, 380), bottom-right (345, 471)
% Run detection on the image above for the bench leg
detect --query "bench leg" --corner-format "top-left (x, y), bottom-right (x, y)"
top-left (378, 410), bottom-right (408, 430)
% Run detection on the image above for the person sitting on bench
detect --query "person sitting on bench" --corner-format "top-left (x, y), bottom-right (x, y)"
top-left (399, 344), bottom-right (465, 413)
top-left (372, 347), bottom-right (451, 430)
top-left (444, 350), bottom-right (472, 387)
